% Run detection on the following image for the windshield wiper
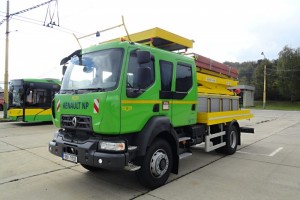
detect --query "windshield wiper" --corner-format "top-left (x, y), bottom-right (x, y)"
top-left (128, 88), bottom-right (144, 93)
top-left (77, 88), bottom-right (106, 93)
top-left (60, 88), bottom-right (105, 94)
top-left (60, 89), bottom-right (78, 94)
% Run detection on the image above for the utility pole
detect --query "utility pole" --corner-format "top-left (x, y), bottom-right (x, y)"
top-left (3, 0), bottom-right (10, 118)
top-left (1, 0), bottom-right (57, 119)
top-left (261, 52), bottom-right (266, 109)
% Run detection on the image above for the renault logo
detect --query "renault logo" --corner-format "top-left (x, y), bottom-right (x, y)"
top-left (71, 117), bottom-right (77, 127)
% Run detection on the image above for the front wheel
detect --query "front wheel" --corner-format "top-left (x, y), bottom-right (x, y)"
top-left (136, 138), bottom-right (173, 189)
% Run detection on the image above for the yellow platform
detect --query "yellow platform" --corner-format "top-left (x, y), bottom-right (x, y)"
top-left (197, 73), bottom-right (238, 95)
top-left (197, 110), bottom-right (253, 126)
top-left (115, 27), bottom-right (193, 51)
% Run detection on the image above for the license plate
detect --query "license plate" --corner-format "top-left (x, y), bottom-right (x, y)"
top-left (63, 153), bottom-right (78, 163)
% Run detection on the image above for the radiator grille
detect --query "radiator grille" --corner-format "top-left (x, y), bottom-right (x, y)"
top-left (61, 115), bottom-right (92, 131)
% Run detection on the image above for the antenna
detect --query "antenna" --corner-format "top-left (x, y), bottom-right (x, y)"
top-left (73, 16), bottom-right (131, 49)
top-left (122, 16), bottom-right (131, 41)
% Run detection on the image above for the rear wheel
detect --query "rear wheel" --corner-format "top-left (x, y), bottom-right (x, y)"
top-left (215, 125), bottom-right (238, 155)
top-left (136, 138), bottom-right (173, 189)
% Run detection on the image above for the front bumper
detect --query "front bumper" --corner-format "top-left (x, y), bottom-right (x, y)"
top-left (48, 132), bottom-right (130, 170)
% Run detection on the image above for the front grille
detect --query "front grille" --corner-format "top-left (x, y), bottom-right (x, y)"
top-left (61, 115), bottom-right (92, 131)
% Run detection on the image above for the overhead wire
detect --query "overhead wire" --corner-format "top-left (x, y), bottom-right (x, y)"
top-left (267, 68), bottom-right (300, 72)
top-left (0, 10), bottom-right (84, 36)
top-left (1, 1), bottom-right (65, 36)
top-left (44, 0), bottom-right (59, 27)
top-left (0, 0), bottom-right (55, 26)
top-left (0, 1), bottom-right (112, 42)
top-left (0, 1), bottom-right (96, 79)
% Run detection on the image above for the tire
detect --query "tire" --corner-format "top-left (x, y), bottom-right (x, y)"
top-left (0, 105), bottom-right (3, 111)
top-left (216, 125), bottom-right (238, 155)
top-left (81, 164), bottom-right (101, 172)
top-left (136, 138), bottom-right (173, 189)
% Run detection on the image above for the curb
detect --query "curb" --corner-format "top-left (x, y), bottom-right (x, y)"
top-left (0, 118), bottom-right (13, 122)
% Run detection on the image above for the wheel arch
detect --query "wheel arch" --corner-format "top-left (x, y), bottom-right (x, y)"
top-left (134, 116), bottom-right (179, 174)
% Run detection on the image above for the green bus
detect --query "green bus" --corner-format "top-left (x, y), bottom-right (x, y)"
top-left (8, 78), bottom-right (60, 122)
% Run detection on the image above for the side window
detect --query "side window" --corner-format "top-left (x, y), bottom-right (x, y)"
top-left (36, 90), bottom-right (47, 104)
top-left (126, 50), bottom-right (155, 97)
top-left (175, 63), bottom-right (192, 92)
top-left (159, 61), bottom-right (173, 91)
top-left (25, 88), bottom-right (49, 106)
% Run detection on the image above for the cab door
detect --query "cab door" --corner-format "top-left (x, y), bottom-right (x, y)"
top-left (158, 60), bottom-right (197, 127)
top-left (158, 60), bottom-right (174, 122)
top-left (171, 61), bottom-right (197, 127)
top-left (120, 49), bottom-right (159, 134)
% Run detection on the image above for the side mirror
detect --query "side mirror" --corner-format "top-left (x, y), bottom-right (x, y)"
top-left (60, 49), bottom-right (81, 65)
top-left (62, 65), bottom-right (67, 75)
top-left (137, 50), bottom-right (151, 64)
top-left (136, 66), bottom-right (152, 89)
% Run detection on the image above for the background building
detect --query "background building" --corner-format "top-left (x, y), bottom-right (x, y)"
top-left (230, 85), bottom-right (255, 107)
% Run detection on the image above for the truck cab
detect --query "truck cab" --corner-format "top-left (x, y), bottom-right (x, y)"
top-left (49, 28), bottom-right (254, 189)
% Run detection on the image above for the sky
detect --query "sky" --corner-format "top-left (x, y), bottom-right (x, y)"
top-left (0, 0), bottom-right (300, 83)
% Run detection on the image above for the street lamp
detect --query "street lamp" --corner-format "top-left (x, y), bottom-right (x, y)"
top-left (261, 52), bottom-right (266, 109)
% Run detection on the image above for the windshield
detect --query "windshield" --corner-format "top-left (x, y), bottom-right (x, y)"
top-left (61, 48), bottom-right (123, 92)
top-left (9, 83), bottom-right (23, 107)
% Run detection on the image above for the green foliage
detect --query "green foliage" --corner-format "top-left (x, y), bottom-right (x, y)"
top-left (277, 46), bottom-right (300, 101)
top-left (224, 61), bottom-right (256, 85)
top-left (224, 46), bottom-right (300, 102)
top-left (253, 62), bottom-right (263, 100)
top-left (254, 101), bottom-right (300, 110)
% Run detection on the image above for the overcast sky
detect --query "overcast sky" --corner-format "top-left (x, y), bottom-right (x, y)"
top-left (1, 0), bottom-right (300, 82)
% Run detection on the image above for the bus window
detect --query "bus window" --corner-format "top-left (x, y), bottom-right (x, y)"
top-left (26, 90), bottom-right (33, 105)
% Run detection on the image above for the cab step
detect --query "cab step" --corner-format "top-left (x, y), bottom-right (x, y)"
top-left (179, 137), bottom-right (191, 142)
top-left (179, 152), bottom-right (193, 160)
top-left (124, 162), bottom-right (141, 171)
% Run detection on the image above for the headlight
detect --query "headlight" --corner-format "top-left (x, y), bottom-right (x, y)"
top-left (98, 141), bottom-right (126, 152)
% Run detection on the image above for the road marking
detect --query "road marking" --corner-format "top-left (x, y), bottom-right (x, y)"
top-left (269, 147), bottom-right (284, 157)
top-left (236, 151), bottom-right (263, 156)
top-left (237, 147), bottom-right (283, 157)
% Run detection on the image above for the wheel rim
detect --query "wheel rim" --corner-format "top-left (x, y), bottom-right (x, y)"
top-left (229, 130), bottom-right (237, 148)
top-left (150, 149), bottom-right (169, 178)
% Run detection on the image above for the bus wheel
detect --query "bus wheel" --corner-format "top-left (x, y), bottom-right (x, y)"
top-left (136, 138), bottom-right (173, 189)
top-left (81, 164), bottom-right (101, 172)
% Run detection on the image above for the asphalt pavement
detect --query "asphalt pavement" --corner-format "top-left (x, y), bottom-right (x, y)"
top-left (0, 109), bottom-right (300, 200)
top-left (136, 110), bottom-right (300, 200)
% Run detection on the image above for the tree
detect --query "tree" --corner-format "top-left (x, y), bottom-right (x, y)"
top-left (277, 46), bottom-right (300, 101)
top-left (224, 61), bottom-right (255, 85)
top-left (253, 61), bottom-right (264, 100)
top-left (223, 45), bottom-right (300, 102)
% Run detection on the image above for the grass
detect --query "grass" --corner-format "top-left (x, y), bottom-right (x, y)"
top-left (253, 101), bottom-right (300, 111)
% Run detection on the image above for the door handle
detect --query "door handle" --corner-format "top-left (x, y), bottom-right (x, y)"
top-left (153, 104), bottom-right (159, 112)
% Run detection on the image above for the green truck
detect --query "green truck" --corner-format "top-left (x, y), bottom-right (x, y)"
top-left (49, 27), bottom-right (254, 188)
